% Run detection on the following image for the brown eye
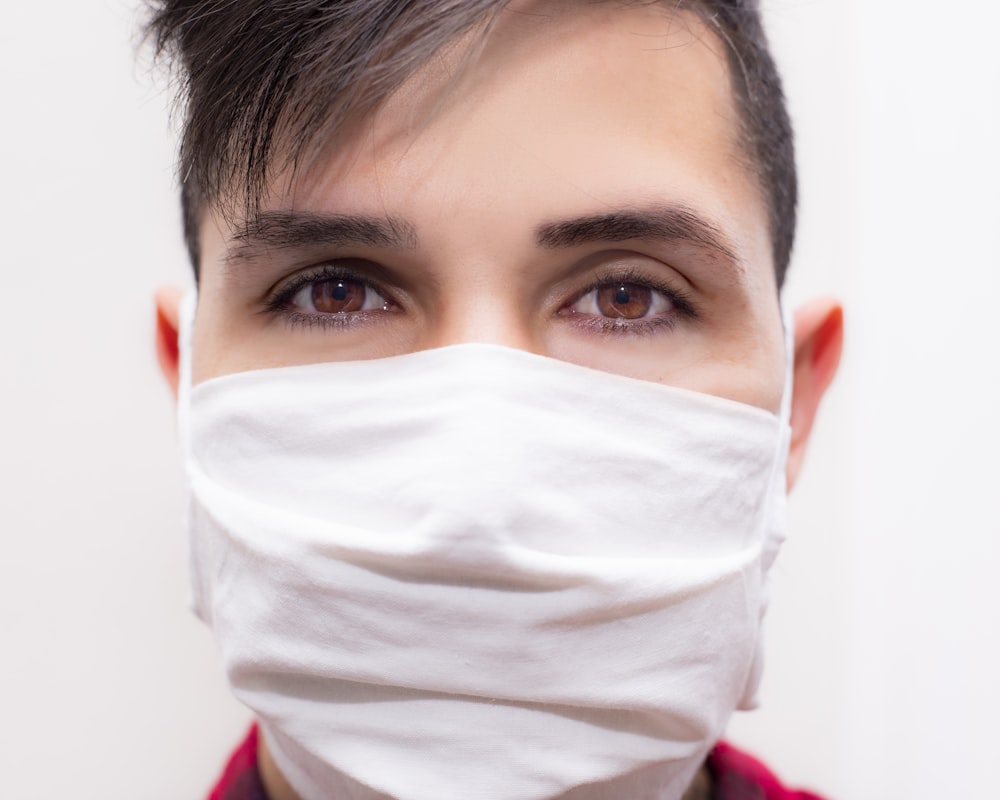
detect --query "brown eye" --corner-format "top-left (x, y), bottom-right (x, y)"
top-left (596, 283), bottom-right (652, 319)
top-left (312, 279), bottom-right (366, 313)
top-left (285, 273), bottom-right (394, 317)
top-left (560, 277), bottom-right (679, 331)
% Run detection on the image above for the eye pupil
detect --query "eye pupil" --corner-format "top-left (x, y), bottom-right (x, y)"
top-left (332, 281), bottom-right (348, 301)
top-left (614, 286), bottom-right (631, 305)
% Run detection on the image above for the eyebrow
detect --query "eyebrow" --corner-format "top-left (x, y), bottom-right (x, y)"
top-left (225, 210), bottom-right (418, 264)
top-left (534, 205), bottom-right (739, 263)
top-left (224, 204), bottom-right (739, 268)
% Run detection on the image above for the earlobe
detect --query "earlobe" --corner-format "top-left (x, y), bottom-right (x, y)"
top-left (155, 285), bottom-right (185, 398)
top-left (786, 297), bottom-right (844, 490)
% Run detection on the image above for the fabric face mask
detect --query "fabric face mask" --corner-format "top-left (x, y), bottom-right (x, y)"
top-left (179, 296), bottom-right (792, 800)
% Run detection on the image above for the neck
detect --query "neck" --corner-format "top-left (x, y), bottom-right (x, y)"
top-left (258, 737), bottom-right (301, 800)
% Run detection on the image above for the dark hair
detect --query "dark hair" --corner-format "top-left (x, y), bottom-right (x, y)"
top-left (146, 0), bottom-right (796, 286)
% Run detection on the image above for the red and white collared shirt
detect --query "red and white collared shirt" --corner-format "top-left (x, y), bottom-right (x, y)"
top-left (207, 725), bottom-right (828, 800)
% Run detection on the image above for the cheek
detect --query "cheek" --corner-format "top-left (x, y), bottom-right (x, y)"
top-left (704, 308), bottom-right (786, 413)
top-left (543, 316), bottom-right (784, 412)
top-left (690, 357), bottom-right (785, 413)
top-left (542, 326), bottom-right (706, 387)
top-left (189, 286), bottom-right (283, 383)
top-left (189, 304), bottom-right (227, 385)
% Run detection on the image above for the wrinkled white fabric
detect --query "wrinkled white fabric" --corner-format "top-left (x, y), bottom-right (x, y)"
top-left (179, 296), bottom-right (792, 800)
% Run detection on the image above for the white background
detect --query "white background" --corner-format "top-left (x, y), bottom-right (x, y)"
top-left (1, 1), bottom-right (997, 798)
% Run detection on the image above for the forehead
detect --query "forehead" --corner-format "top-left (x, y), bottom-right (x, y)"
top-left (243, 3), bottom-right (767, 260)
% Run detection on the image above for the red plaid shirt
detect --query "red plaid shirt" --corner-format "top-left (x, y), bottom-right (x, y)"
top-left (208, 726), bottom-right (827, 800)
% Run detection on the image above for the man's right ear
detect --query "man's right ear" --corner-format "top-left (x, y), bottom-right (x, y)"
top-left (155, 285), bottom-right (185, 398)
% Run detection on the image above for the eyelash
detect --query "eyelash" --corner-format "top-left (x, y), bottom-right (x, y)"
top-left (561, 266), bottom-right (699, 337)
top-left (261, 262), bottom-right (699, 335)
top-left (262, 263), bottom-right (396, 331)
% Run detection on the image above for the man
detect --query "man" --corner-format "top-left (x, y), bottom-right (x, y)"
top-left (147, 1), bottom-right (843, 798)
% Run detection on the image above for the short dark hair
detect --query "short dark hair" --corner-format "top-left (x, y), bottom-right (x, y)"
top-left (146, 0), bottom-right (796, 286)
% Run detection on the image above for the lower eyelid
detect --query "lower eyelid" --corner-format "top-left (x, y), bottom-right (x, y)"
top-left (567, 314), bottom-right (679, 337)
top-left (278, 307), bottom-right (400, 332)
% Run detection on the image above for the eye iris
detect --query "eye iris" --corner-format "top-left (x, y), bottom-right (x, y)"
top-left (597, 283), bottom-right (652, 320)
top-left (312, 279), bottom-right (365, 313)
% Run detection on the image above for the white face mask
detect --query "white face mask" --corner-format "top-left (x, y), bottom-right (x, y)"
top-left (179, 295), bottom-right (792, 800)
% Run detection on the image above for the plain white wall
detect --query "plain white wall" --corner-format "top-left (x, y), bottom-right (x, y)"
top-left (1, 2), bottom-right (997, 798)
top-left (1, 2), bottom-right (251, 795)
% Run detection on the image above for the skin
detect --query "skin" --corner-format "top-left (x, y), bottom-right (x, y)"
top-left (155, 3), bottom-right (843, 797)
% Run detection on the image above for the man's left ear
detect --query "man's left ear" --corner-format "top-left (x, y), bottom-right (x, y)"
top-left (787, 297), bottom-right (844, 490)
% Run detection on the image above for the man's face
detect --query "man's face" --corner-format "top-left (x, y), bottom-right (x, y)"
top-left (191, 2), bottom-right (785, 413)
